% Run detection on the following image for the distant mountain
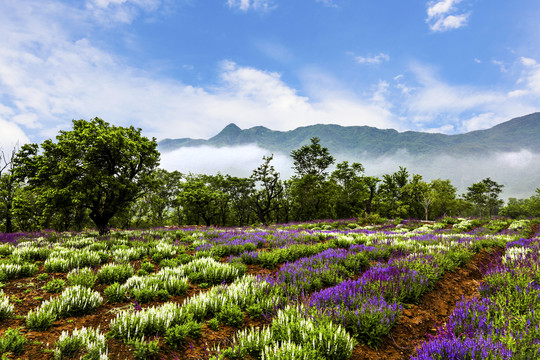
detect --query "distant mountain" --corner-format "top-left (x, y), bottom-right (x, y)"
top-left (159, 113), bottom-right (540, 158)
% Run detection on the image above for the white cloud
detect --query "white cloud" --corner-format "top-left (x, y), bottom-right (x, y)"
top-left (492, 60), bottom-right (508, 73)
top-left (355, 53), bottom-right (390, 65)
top-left (227, 0), bottom-right (275, 12)
top-left (160, 144), bottom-right (294, 178)
top-left (402, 61), bottom-right (540, 133)
top-left (0, 118), bottom-right (29, 151)
top-left (316, 0), bottom-right (337, 8)
top-left (521, 57), bottom-right (538, 67)
top-left (0, 1), bottom-right (401, 146)
top-left (426, 0), bottom-right (469, 32)
top-left (85, 0), bottom-right (163, 24)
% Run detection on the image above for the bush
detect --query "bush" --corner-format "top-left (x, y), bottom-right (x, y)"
top-left (131, 288), bottom-right (155, 304)
top-left (217, 305), bottom-right (244, 328)
top-left (129, 338), bottom-right (160, 360)
top-left (0, 290), bottom-right (14, 321)
top-left (43, 278), bottom-right (67, 293)
top-left (0, 327), bottom-right (27, 355)
top-left (164, 321), bottom-right (202, 349)
top-left (247, 304), bottom-right (263, 319)
top-left (208, 318), bottom-right (219, 331)
top-left (67, 267), bottom-right (97, 288)
top-left (104, 282), bottom-right (127, 303)
top-left (97, 263), bottom-right (134, 285)
top-left (140, 261), bottom-right (155, 273)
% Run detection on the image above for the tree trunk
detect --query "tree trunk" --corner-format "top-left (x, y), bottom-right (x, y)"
top-left (90, 212), bottom-right (112, 236)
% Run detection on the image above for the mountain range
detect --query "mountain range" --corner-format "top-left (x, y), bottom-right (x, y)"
top-left (159, 112), bottom-right (540, 158)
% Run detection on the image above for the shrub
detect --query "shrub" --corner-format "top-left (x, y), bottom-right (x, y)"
top-left (140, 260), bottom-right (155, 273)
top-left (131, 288), bottom-right (155, 304)
top-left (217, 305), bottom-right (244, 328)
top-left (164, 321), bottom-right (202, 349)
top-left (67, 267), bottom-right (97, 288)
top-left (129, 338), bottom-right (160, 360)
top-left (0, 327), bottom-right (27, 356)
top-left (97, 263), bottom-right (134, 284)
top-left (43, 278), bottom-right (67, 293)
top-left (54, 326), bottom-right (108, 360)
top-left (104, 282), bottom-right (127, 303)
top-left (0, 290), bottom-right (14, 321)
top-left (247, 304), bottom-right (263, 319)
top-left (208, 318), bottom-right (219, 331)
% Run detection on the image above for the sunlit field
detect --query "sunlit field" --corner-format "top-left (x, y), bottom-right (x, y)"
top-left (0, 217), bottom-right (539, 360)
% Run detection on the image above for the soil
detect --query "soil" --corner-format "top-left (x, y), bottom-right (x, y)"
top-left (0, 248), bottom-right (502, 360)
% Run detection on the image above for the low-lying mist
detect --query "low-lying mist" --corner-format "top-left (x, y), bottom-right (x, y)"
top-left (160, 145), bottom-right (540, 200)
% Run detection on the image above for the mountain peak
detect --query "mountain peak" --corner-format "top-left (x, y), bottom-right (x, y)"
top-left (210, 123), bottom-right (243, 143)
top-left (222, 123), bottom-right (242, 132)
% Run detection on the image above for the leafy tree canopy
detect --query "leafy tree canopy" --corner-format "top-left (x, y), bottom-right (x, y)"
top-left (13, 118), bottom-right (160, 235)
top-left (290, 137), bottom-right (335, 178)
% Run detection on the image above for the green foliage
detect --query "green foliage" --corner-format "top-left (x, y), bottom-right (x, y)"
top-left (0, 262), bottom-right (38, 279)
top-left (164, 321), bottom-right (202, 349)
top-left (208, 317), bottom-right (219, 331)
top-left (26, 308), bottom-right (56, 330)
top-left (136, 269), bottom-right (149, 277)
top-left (104, 282), bottom-right (127, 303)
top-left (156, 289), bottom-right (170, 301)
top-left (36, 273), bottom-right (50, 281)
top-left (43, 278), bottom-right (67, 293)
top-left (0, 328), bottom-right (27, 356)
top-left (131, 288), bottom-right (155, 304)
top-left (129, 338), bottom-right (160, 360)
top-left (246, 304), bottom-right (263, 319)
top-left (13, 117), bottom-right (160, 235)
top-left (67, 267), bottom-right (97, 288)
top-left (97, 263), bottom-right (134, 284)
top-left (217, 304), bottom-right (244, 328)
top-left (249, 154), bottom-right (283, 225)
top-left (140, 260), bottom-right (155, 273)
top-left (0, 290), bottom-right (14, 320)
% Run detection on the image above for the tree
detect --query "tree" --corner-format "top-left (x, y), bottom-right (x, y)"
top-left (250, 155), bottom-right (283, 225)
top-left (429, 179), bottom-right (457, 219)
top-left (482, 177), bottom-right (504, 218)
top-left (377, 167), bottom-right (411, 219)
top-left (330, 161), bottom-right (367, 219)
top-left (222, 175), bottom-right (255, 226)
top-left (464, 178), bottom-right (504, 218)
top-left (289, 138), bottom-right (335, 221)
top-left (363, 176), bottom-right (380, 215)
top-left (14, 118), bottom-right (160, 235)
top-left (290, 137), bottom-right (335, 178)
top-left (464, 182), bottom-right (487, 217)
top-left (177, 175), bottom-right (225, 226)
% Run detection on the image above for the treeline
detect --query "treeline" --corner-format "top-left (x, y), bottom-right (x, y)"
top-left (1, 118), bottom-right (539, 233)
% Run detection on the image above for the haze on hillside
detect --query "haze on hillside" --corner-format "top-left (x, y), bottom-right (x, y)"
top-left (160, 113), bottom-right (540, 200)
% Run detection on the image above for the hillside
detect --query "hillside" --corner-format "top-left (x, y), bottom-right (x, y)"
top-left (159, 112), bottom-right (540, 157)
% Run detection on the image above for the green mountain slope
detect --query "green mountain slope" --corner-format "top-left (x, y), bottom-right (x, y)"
top-left (159, 112), bottom-right (540, 157)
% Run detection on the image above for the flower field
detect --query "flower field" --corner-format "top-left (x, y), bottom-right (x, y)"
top-left (0, 218), bottom-right (539, 360)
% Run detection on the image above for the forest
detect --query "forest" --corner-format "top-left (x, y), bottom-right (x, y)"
top-left (1, 118), bottom-right (539, 234)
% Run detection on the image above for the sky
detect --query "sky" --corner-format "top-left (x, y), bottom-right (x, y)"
top-left (1, 0), bottom-right (540, 152)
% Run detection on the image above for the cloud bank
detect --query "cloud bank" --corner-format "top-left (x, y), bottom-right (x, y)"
top-left (161, 145), bottom-right (540, 200)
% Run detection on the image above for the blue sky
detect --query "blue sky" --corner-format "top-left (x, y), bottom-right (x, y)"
top-left (1, 0), bottom-right (540, 150)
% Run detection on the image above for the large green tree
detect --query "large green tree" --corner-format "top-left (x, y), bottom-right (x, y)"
top-left (250, 155), bottom-right (283, 225)
top-left (289, 137), bottom-right (335, 221)
top-left (464, 178), bottom-right (504, 218)
top-left (329, 161), bottom-right (368, 219)
top-left (14, 118), bottom-right (160, 235)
